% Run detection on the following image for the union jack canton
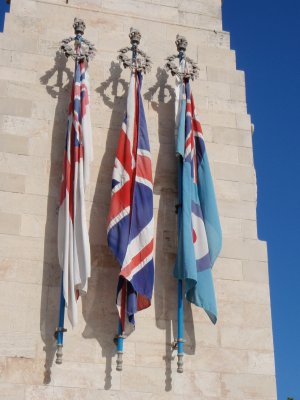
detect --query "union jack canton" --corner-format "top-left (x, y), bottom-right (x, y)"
top-left (107, 71), bottom-right (154, 331)
top-left (58, 60), bottom-right (93, 327)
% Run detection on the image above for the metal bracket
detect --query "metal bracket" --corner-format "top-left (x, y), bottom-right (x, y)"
top-left (60, 18), bottom-right (96, 62)
top-left (118, 28), bottom-right (152, 74)
top-left (54, 326), bottom-right (67, 340)
top-left (171, 338), bottom-right (186, 350)
top-left (165, 34), bottom-right (199, 81)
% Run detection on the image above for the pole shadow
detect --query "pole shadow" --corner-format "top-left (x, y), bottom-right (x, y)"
top-left (81, 61), bottom-right (129, 389)
top-left (40, 51), bottom-right (73, 384)
top-left (144, 68), bottom-right (196, 391)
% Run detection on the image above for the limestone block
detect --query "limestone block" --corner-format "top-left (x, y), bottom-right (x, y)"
top-left (0, 357), bottom-right (44, 385)
top-left (0, 134), bottom-right (30, 156)
top-left (218, 199), bottom-right (256, 220)
top-left (0, 333), bottom-right (37, 358)
top-left (241, 220), bottom-right (257, 239)
top-left (0, 98), bottom-right (32, 118)
top-left (238, 147), bottom-right (254, 165)
top-left (172, 370), bottom-right (221, 397)
top-left (0, 152), bottom-right (49, 177)
top-left (0, 234), bottom-right (45, 261)
top-left (214, 257), bottom-right (243, 281)
top-left (0, 34), bottom-right (38, 54)
top-left (220, 326), bottom-right (274, 351)
top-left (0, 212), bottom-right (21, 235)
top-left (195, 80), bottom-right (231, 101)
top-left (4, 13), bottom-right (46, 35)
top-left (219, 216), bottom-right (242, 237)
top-left (208, 98), bottom-right (247, 114)
top-left (242, 260), bottom-right (269, 283)
top-left (212, 126), bottom-right (252, 147)
top-left (186, 347), bottom-right (249, 374)
top-left (166, 25), bottom-right (230, 49)
top-left (206, 142), bottom-right (239, 164)
top-left (0, 66), bottom-right (37, 85)
top-left (215, 180), bottom-right (240, 201)
top-left (216, 279), bottom-right (270, 305)
top-left (207, 67), bottom-right (245, 86)
top-left (247, 350), bottom-right (276, 375)
top-left (0, 115), bottom-right (51, 138)
top-left (239, 182), bottom-right (257, 202)
top-left (0, 383), bottom-right (25, 400)
top-left (221, 238), bottom-right (268, 261)
top-left (51, 361), bottom-right (121, 390)
top-left (230, 84), bottom-right (246, 102)
top-left (197, 48), bottom-right (236, 70)
top-left (214, 162), bottom-right (256, 183)
top-left (200, 111), bottom-right (236, 129)
top-left (220, 373), bottom-right (276, 399)
top-left (236, 113), bottom-right (251, 131)
top-left (121, 366), bottom-right (165, 393)
top-left (0, 192), bottom-right (48, 217)
top-left (0, 257), bottom-right (44, 285)
top-left (218, 302), bottom-right (272, 329)
top-left (24, 386), bottom-right (53, 400)
top-left (0, 173), bottom-right (26, 193)
top-left (53, 387), bottom-right (120, 400)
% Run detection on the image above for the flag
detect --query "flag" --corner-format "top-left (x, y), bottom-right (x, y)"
top-left (174, 73), bottom-right (222, 324)
top-left (58, 60), bottom-right (93, 327)
top-left (107, 71), bottom-right (154, 330)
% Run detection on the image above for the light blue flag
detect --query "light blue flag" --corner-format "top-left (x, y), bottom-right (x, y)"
top-left (174, 80), bottom-right (222, 324)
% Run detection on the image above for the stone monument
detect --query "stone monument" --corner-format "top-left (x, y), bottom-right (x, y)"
top-left (0, 0), bottom-right (277, 398)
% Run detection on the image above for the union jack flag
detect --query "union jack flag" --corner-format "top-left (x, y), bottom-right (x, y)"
top-left (107, 71), bottom-right (154, 331)
top-left (58, 60), bottom-right (93, 327)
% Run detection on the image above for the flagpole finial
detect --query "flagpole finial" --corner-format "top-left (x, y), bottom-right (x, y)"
top-left (60, 18), bottom-right (96, 62)
top-left (117, 28), bottom-right (152, 74)
top-left (165, 34), bottom-right (199, 81)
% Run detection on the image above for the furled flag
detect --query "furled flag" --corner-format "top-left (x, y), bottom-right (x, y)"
top-left (58, 59), bottom-right (93, 327)
top-left (174, 69), bottom-right (222, 324)
top-left (107, 71), bottom-right (154, 331)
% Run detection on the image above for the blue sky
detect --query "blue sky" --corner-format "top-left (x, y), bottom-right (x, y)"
top-left (223, 1), bottom-right (300, 399)
top-left (0, 1), bottom-right (299, 398)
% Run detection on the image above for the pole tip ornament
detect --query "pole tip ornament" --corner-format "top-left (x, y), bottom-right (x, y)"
top-left (118, 28), bottom-right (152, 74)
top-left (60, 18), bottom-right (96, 62)
top-left (165, 34), bottom-right (199, 81)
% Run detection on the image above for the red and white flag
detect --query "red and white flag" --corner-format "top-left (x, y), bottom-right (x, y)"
top-left (58, 60), bottom-right (93, 327)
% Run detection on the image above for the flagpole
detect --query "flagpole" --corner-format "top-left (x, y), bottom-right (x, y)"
top-left (113, 28), bottom-right (152, 372)
top-left (55, 18), bottom-right (95, 364)
top-left (55, 273), bottom-right (66, 364)
top-left (166, 34), bottom-right (200, 374)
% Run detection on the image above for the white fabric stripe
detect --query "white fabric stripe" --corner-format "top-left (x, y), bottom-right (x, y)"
top-left (111, 158), bottom-right (130, 195)
top-left (121, 218), bottom-right (154, 269)
top-left (137, 148), bottom-right (151, 159)
top-left (107, 206), bottom-right (130, 233)
top-left (125, 73), bottom-right (136, 170)
top-left (135, 176), bottom-right (153, 190)
top-left (126, 252), bottom-right (153, 281)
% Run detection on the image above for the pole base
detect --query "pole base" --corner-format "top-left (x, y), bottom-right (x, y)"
top-left (116, 351), bottom-right (123, 371)
top-left (56, 344), bottom-right (63, 365)
top-left (177, 353), bottom-right (184, 373)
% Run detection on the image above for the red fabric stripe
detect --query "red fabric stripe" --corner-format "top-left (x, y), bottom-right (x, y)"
top-left (121, 239), bottom-right (154, 279)
top-left (136, 155), bottom-right (153, 183)
top-left (108, 182), bottom-right (131, 224)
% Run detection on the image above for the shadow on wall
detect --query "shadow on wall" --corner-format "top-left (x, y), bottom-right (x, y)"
top-left (40, 51), bottom-right (73, 384)
top-left (144, 67), bottom-right (195, 391)
top-left (39, 57), bottom-right (196, 390)
top-left (81, 61), bottom-right (129, 390)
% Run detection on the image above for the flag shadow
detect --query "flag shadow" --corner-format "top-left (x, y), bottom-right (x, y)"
top-left (144, 68), bottom-right (196, 391)
top-left (40, 51), bottom-right (73, 384)
top-left (81, 61), bottom-right (129, 390)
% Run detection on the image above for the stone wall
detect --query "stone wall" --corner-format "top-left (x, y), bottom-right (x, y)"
top-left (0, 0), bottom-right (277, 399)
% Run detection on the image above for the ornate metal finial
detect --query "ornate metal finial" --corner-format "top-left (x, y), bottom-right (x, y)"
top-left (73, 18), bottom-right (86, 35)
top-left (165, 34), bottom-right (199, 81)
top-left (117, 28), bottom-right (152, 74)
top-left (60, 18), bottom-right (96, 62)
